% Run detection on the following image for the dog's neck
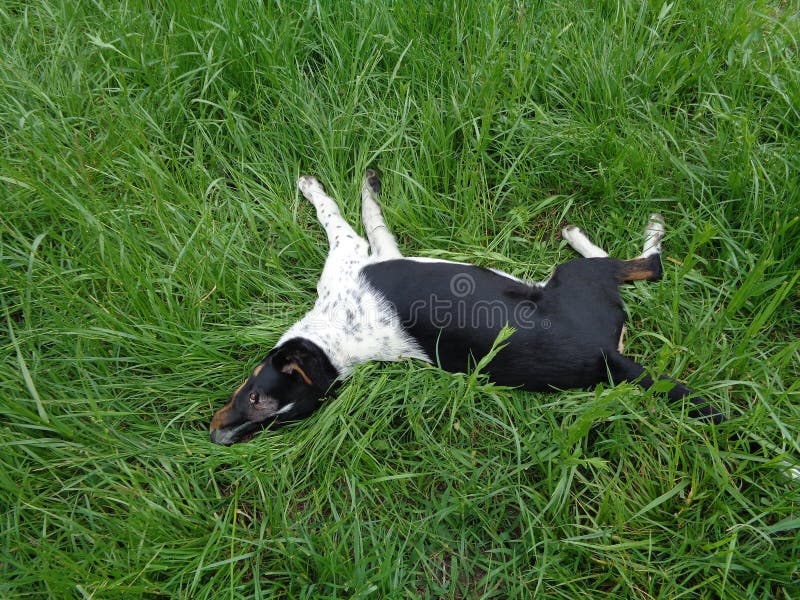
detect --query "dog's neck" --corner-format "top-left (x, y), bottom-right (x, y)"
top-left (277, 273), bottom-right (428, 378)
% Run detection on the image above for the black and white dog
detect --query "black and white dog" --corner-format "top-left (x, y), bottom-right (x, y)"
top-left (210, 171), bottom-right (725, 445)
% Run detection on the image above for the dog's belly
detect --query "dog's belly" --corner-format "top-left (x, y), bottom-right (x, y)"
top-left (361, 259), bottom-right (626, 391)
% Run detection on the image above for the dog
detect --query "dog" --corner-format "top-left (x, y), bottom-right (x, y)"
top-left (209, 170), bottom-right (725, 445)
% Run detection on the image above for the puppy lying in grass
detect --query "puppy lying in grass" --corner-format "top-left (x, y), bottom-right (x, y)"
top-left (210, 171), bottom-right (725, 446)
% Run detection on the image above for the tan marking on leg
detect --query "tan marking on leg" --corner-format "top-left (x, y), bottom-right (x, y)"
top-left (617, 325), bottom-right (626, 354)
top-left (253, 364), bottom-right (263, 376)
top-left (618, 256), bottom-right (661, 282)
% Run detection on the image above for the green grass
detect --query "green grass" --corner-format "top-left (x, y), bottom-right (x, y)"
top-left (1, 0), bottom-right (799, 597)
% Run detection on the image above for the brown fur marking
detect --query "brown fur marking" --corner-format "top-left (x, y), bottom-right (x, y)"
top-left (210, 400), bottom-right (234, 430)
top-left (210, 380), bottom-right (246, 430)
top-left (283, 362), bottom-right (313, 386)
top-left (618, 256), bottom-right (661, 282)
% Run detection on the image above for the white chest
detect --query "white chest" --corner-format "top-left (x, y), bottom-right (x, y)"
top-left (277, 260), bottom-right (429, 377)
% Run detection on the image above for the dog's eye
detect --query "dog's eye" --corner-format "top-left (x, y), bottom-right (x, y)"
top-left (248, 392), bottom-right (259, 405)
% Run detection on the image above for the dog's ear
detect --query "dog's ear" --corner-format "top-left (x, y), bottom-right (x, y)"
top-left (269, 339), bottom-right (338, 389)
top-left (269, 345), bottom-right (310, 383)
top-left (280, 359), bottom-right (313, 385)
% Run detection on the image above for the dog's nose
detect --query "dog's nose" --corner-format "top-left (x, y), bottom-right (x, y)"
top-left (210, 426), bottom-right (236, 446)
top-left (210, 428), bottom-right (222, 445)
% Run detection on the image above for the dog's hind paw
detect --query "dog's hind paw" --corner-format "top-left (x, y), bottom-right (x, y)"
top-left (561, 224), bottom-right (581, 241)
top-left (646, 213), bottom-right (665, 234)
top-left (640, 214), bottom-right (665, 257)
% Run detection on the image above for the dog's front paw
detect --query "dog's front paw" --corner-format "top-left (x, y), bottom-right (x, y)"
top-left (364, 169), bottom-right (381, 195)
top-left (298, 175), bottom-right (325, 197)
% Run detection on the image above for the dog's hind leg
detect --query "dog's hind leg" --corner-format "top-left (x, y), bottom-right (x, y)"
top-left (564, 213), bottom-right (665, 260)
top-left (563, 215), bottom-right (666, 282)
top-left (617, 254), bottom-right (663, 282)
top-left (298, 175), bottom-right (369, 257)
top-left (562, 225), bottom-right (609, 258)
top-left (361, 169), bottom-right (402, 259)
top-left (607, 352), bottom-right (726, 424)
top-left (616, 214), bottom-right (666, 282)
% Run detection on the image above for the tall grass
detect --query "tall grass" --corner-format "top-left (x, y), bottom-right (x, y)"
top-left (1, 0), bottom-right (798, 597)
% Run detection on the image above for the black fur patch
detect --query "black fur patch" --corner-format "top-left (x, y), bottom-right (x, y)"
top-left (362, 258), bottom-right (627, 391)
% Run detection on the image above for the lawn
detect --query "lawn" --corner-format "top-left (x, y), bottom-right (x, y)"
top-left (1, 0), bottom-right (799, 597)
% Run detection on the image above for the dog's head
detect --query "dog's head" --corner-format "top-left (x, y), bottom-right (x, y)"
top-left (209, 338), bottom-right (338, 445)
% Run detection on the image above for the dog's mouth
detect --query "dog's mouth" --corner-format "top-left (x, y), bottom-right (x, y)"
top-left (210, 420), bottom-right (266, 446)
top-left (238, 430), bottom-right (257, 443)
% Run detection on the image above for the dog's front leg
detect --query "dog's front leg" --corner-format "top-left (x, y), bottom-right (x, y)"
top-left (298, 176), bottom-right (369, 256)
top-left (298, 175), bottom-right (369, 294)
top-left (360, 170), bottom-right (402, 259)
